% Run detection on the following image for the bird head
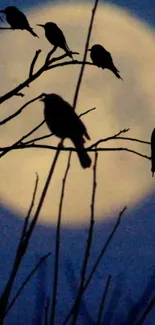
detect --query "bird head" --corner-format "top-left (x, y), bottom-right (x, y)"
top-left (0, 6), bottom-right (18, 14)
top-left (40, 93), bottom-right (63, 105)
top-left (37, 24), bottom-right (45, 28)
top-left (37, 22), bottom-right (57, 30)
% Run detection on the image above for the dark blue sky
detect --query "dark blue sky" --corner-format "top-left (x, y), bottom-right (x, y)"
top-left (0, 0), bottom-right (155, 27)
top-left (0, 1), bottom-right (155, 324)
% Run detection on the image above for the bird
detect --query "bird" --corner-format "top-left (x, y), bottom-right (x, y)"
top-left (40, 93), bottom-right (91, 169)
top-left (151, 128), bottom-right (155, 177)
top-left (37, 22), bottom-right (73, 58)
top-left (0, 6), bottom-right (38, 37)
top-left (88, 44), bottom-right (122, 80)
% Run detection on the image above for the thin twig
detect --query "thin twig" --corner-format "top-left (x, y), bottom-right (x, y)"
top-left (0, 93), bottom-right (45, 126)
top-left (0, 60), bottom-right (93, 105)
top-left (45, 46), bottom-right (57, 66)
top-left (29, 49), bottom-right (41, 78)
top-left (72, 0), bottom-right (100, 110)
top-left (89, 128), bottom-right (130, 148)
top-left (117, 136), bottom-right (150, 145)
top-left (15, 92), bottom-right (25, 97)
top-left (45, 60), bottom-right (93, 71)
top-left (0, 142), bottom-right (149, 161)
top-left (5, 252), bottom-right (51, 316)
top-left (0, 176), bottom-right (40, 322)
top-left (62, 207), bottom-right (126, 325)
top-left (0, 141), bottom-right (63, 324)
top-left (0, 119), bottom-right (45, 159)
top-left (24, 133), bottom-right (53, 145)
top-left (96, 275), bottom-right (112, 325)
top-left (71, 150), bottom-right (98, 325)
top-left (20, 173), bottom-right (39, 243)
top-left (49, 151), bottom-right (72, 325)
top-left (44, 297), bottom-right (50, 325)
top-left (135, 296), bottom-right (155, 325)
top-left (23, 107), bottom-right (95, 146)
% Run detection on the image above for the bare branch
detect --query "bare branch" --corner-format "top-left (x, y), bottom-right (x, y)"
top-left (72, 0), bottom-right (100, 110)
top-left (5, 252), bottom-right (51, 316)
top-left (96, 275), bottom-right (112, 325)
top-left (0, 119), bottom-right (45, 159)
top-left (24, 133), bottom-right (53, 145)
top-left (45, 46), bottom-right (57, 66)
top-left (0, 175), bottom-right (40, 321)
top-left (44, 297), bottom-right (50, 325)
top-left (20, 173), bottom-right (39, 243)
top-left (0, 61), bottom-right (94, 105)
top-left (49, 152), bottom-right (72, 325)
top-left (79, 107), bottom-right (96, 118)
top-left (29, 49), bottom-right (41, 78)
top-left (0, 93), bottom-right (45, 126)
top-left (15, 92), bottom-right (25, 97)
top-left (117, 136), bottom-right (150, 145)
top-left (63, 207), bottom-right (126, 325)
top-left (71, 150), bottom-right (98, 325)
top-left (0, 142), bottom-right (149, 161)
top-left (23, 107), bottom-right (95, 146)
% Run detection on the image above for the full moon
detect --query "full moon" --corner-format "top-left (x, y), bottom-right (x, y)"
top-left (0, 2), bottom-right (155, 225)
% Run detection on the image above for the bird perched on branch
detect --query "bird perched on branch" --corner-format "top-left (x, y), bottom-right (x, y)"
top-left (151, 128), bottom-right (155, 177)
top-left (37, 22), bottom-right (73, 58)
top-left (41, 94), bottom-right (91, 169)
top-left (0, 6), bottom-right (38, 37)
top-left (88, 44), bottom-right (122, 80)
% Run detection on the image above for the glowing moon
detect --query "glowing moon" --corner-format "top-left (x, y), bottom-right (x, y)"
top-left (0, 3), bottom-right (155, 225)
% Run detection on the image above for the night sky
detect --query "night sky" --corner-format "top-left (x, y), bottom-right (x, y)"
top-left (0, 1), bottom-right (155, 324)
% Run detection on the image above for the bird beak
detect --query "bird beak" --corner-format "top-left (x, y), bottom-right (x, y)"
top-left (37, 24), bottom-right (45, 28)
top-left (87, 49), bottom-right (91, 51)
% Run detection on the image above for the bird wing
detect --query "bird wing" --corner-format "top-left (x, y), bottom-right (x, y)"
top-left (7, 9), bottom-right (30, 29)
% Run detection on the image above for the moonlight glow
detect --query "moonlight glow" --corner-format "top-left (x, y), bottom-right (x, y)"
top-left (0, 3), bottom-right (155, 225)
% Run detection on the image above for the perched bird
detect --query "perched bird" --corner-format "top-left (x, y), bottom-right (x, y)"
top-left (41, 94), bottom-right (91, 169)
top-left (0, 6), bottom-right (38, 37)
top-left (88, 44), bottom-right (122, 80)
top-left (37, 22), bottom-right (73, 58)
top-left (151, 128), bottom-right (155, 177)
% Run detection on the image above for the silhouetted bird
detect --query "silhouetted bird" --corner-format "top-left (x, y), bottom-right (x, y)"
top-left (0, 6), bottom-right (38, 37)
top-left (151, 128), bottom-right (155, 177)
top-left (88, 44), bottom-right (122, 80)
top-left (41, 94), bottom-right (91, 168)
top-left (37, 22), bottom-right (73, 58)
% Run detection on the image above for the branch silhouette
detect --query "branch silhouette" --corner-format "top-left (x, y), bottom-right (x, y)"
top-left (71, 151), bottom-right (98, 325)
top-left (63, 207), bottom-right (126, 325)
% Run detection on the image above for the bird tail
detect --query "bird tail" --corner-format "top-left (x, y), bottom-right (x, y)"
top-left (151, 156), bottom-right (155, 177)
top-left (27, 27), bottom-right (39, 38)
top-left (73, 138), bottom-right (91, 169)
top-left (63, 41), bottom-right (73, 59)
top-left (111, 65), bottom-right (123, 80)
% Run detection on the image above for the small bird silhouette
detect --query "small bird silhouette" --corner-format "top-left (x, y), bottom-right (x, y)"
top-left (0, 6), bottom-right (38, 37)
top-left (151, 128), bottom-right (155, 177)
top-left (41, 94), bottom-right (91, 169)
top-left (88, 44), bottom-right (122, 80)
top-left (37, 22), bottom-right (73, 58)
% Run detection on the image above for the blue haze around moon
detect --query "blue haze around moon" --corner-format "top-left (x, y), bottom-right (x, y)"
top-left (0, 1), bottom-right (155, 324)
top-left (0, 0), bottom-right (155, 28)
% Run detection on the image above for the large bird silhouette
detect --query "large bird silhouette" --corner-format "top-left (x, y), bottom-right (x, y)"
top-left (151, 128), bottom-right (155, 177)
top-left (88, 44), bottom-right (122, 80)
top-left (0, 6), bottom-right (38, 37)
top-left (41, 94), bottom-right (91, 169)
top-left (37, 22), bottom-right (73, 58)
